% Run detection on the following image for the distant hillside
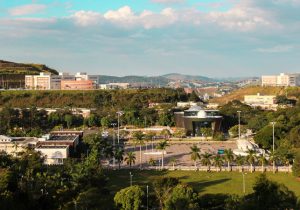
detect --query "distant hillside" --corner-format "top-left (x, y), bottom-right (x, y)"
top-left (0, 60), bottom-right (58, 88)
top-left (209, 86), bottom-right (300, 105)
top-left (99, 75), bottom-right (170, 86)
top-left (0, 60), bottom-right (58, 75)
top-left (162, 73), bottom-right (216, 82)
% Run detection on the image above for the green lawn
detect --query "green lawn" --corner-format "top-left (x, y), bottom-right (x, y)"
top-left (106, 170), bottom-right (300, 197)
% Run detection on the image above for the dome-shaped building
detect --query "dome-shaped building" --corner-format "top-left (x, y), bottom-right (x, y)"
top-left (174, 105), bottom-right (222, 136)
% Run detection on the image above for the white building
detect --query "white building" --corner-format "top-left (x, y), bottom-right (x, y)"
top-left (262, 73), bottom-right (300, 87)
top-left (100, 83), bottom-right (130, 89)
top-left (0, 135), bottom-right (39, 156)
top-left (244, 93), bottom-right (277, 110)
top-left (25, 72), bottom-right (100, 90)
top-left (35, 145), bottom-right (69, 165)
top-left (176, 101), bottom-right (203, 108)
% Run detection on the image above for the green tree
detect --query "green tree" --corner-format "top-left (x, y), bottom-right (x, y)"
top-left (287, 125), bottom-right (300, 147)
top-left (247, 149), bottom-right (256, 173)
top-left (228, 125), bottom-right (247, 138)
top-left (257, 154), bottom-right (267, 173)
top-left (224, 149), bottom-right (234, 171)
top-left (115, 147), bottom-right (124, 169)
top-left (213, 155), bottom-right (224, 172)
top-left (64, 114), bottom-right (73, 129)
top-left (292, 152), bottom-right (300, 177)
top-left (156, 140), bottom-right (169, 169)
top-left (153, 177), bottom-right (179, 210)
top-left (100, 117), bottom-right (110, 128)
top-left (125, 152), bottom-right (136, 168)
top-left (164, 184), bottom-right (196, 210)
top-left (242, 174), bottom-right (298, 210)
top-left (236, 155), bottom-right (245, 172)
top-left (201, 152), bottom-right (212, 171)
top-left (190, 145), bottom-right (200, 170)
top-left (169, 157), bottom-right (177, 170)
top-left (114, 185), bottom-right (145, 210)
top-left (133, 131), bottom-right (145, 169)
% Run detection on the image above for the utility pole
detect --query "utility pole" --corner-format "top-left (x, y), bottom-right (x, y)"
top-left (116, 111), bottom-right (124, 145)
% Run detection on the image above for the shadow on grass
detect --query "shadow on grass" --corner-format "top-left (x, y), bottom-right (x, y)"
top-left (188, 178), bottom-right (231, 193)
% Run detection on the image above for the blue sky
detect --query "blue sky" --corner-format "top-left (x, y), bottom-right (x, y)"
top-left (0, 0), bottom-right (299, 77)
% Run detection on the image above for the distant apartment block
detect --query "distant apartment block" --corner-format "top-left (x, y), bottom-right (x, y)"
top-left (100, 83), bottom-right (130, 89)
top-left (25, 73), bottom-right (62, 90)
top-left (61, 80), bottom-right (94, 90)
top-left (25, 72), bottom-right (100, 90)
top-left (244, 93), bottom-right (277, 110)
top-left (261, 73), bottom-right (300, 87)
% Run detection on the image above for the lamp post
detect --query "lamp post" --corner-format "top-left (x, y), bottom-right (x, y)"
top-left (111, 122), bottom-right (117, 169)
top-left (146, 185), bottom-right (149, 210)
top-left (237, 111), bottom-right (241, 139)
top-left (129, 172), bottom-right (133, 186)
top-left (117, 111), bottom-right (124, 145)
top-left (271, 121), bottom-right (276, 173)
top-left (242, 172), bottom-right (247, 194)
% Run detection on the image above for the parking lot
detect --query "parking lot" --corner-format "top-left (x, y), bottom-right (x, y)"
top-left (124, 141), bottom-right (238, 167)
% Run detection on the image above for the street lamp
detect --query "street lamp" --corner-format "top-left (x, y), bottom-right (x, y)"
top-left (129, 172), bottom-right (133, 186)
top-left (271, 121), bottom-right (276, 173)
top-left (242, 172), bottom-right (247, 194)
top-left (237, 111), bottom-right (241, 140)
top-left (146, 185), bottom-right (149, 210)
top-left (117, 111), bottom-right (124, 145)
top-left (270, 121), bottom-right (276, 152)
top-left (111, 122), bottom-right (117, 169)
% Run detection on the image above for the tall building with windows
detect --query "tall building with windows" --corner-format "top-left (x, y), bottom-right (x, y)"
top-left (262, 73), bottom-right (300, 87)
top-left (25, 72), bottom-right (100, 90)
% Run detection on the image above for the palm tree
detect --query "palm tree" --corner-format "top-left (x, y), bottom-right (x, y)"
top-left (169, 157), bottom-right (177, 170)
top-left (114, 147), bottom-right (124, 169)
top-left (156, 140), bottom-right (169, 169)
top-left (258, 154), bottom-right (267, 173)
top-left (13, 142), bottom-right (19, 156)
top-left (124, 152), bottom-right (136, 168)
top-left (269, 150), bottom-right (278, 174)
top-left (201, 152), bottom-right (212, 172)
top-left (190, 145), bottom-right (200, 170)
top-left (133, 131), bottom-right (145, 169)
top-left (213, 155), bottom-right (223, 172)
top-left (236, 155), bottom-right (245, 172)
top-left (281, 153), bottom-right (294, 173)
top-left (247, 149), bottom-right (256, 173)
top-left (224, 149), bottom-right (234, 171)
top-left (148, 158), bottom-right (156, 167)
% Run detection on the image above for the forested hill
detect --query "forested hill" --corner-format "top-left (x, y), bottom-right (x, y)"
top-left (0, 60), bottom-right (58, 75)
top-left (99, 75), bottom-right (169, 86)
top-left (0, 88), bottom-right (190, 109)
top-left (162, 73), bottom-right (216, 82)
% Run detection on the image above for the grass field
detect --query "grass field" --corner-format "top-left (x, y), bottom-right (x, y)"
top-left (106, 170), bottom-right (300, 197)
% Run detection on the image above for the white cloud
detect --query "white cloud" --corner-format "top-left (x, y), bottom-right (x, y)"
top-left (9, 4), bottom-right (46, 16)
top-left (103, 6), bottom-right (178, 29)
top-left (255, 45), bottom-right (294, 53)
top-left (207, 5), bottom-right (273, 31)
top-left (72, 11), bottom-right (103, 26)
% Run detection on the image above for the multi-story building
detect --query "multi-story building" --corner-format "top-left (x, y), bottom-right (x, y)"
top-left (0, 135), bottom-right (39, 156)
top-left (244, 93), bottom-right (277, 110)
top-left (174, 105), bottom-right (222, 136)
top-left (61, 80), bottom-right (94, 90)
top-left (25, 72), bottom-right (100, 90)
top-left (261, 73), bottom-right (300, 86)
